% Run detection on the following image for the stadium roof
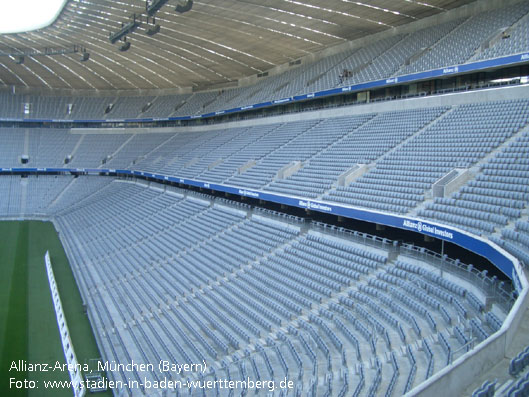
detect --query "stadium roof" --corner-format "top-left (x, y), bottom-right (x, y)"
top-left (0, 0), bottom-right (474, 91)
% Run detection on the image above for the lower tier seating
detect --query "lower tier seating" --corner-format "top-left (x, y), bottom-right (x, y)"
top-left (0, 178), bottom-right (504, 397)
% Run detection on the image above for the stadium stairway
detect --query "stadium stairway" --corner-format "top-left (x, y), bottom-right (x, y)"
top-left (183, 211), bottom-right (253, 259)
top-left (67, 133), bottom-right (85, 160)
top-left (340, 33), bottom-right (407, 87)
top-left (224, 120), bottom-right (324, 189)
top-left (471, 122), bottom-right (529, 170)
top-left (100, 133), bottom-right (136, 168)
top-left (23, 128), bottom-right (29, 157)
top-left (395, 16), bottom-right (470, 76)
top-left (302, 49), bottom-right (356, 94)
top-left (132, 132), bottom-right (179, 169)
top-left (409, 120), bottom-right (529, 219)
top-left (463, 269), bottom-right (529, 396)
top-left (365, 106), bottom-right (452, 164)
top-left (49, 177), bottom-right (83, 208)
top-left (311, 106), bottom-right (454, 202)
top-left (261, 115), bottom-right (375, 194)
top-left (197, 123), bottom-right (285, 183)
top-left (468, 8), bottom-right (529, 63)
top-left (391, 18), bottom-right (465, 77)
top-left (19, 177), bottom-right (28, 216)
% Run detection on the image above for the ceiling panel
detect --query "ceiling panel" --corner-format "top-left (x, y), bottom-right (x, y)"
top-left (0, 0), bottom-right (477, 90)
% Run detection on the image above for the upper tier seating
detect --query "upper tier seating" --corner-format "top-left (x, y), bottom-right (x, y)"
top-left (475, 8), bottom-right (529, 61)
top-left (491, 221), bottom-right (529, 267)
top-left (398, 2), bottom-right (529, 75)
top-left (1, 98), bottom-right (528, 230)
top-left (1, 2), bottom-right (529, 120)
top-left (267, 108), bottom-right (443, 199)
top-left (324, 100), bottom-right (529, 214)
top-left (419, 126), bottom-right (529, 235)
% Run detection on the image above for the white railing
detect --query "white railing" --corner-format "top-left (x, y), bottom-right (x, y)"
top-left (45, 251), bottom-right (85, 397)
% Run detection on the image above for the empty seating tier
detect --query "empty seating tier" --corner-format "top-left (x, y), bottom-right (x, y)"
top-left (0, 178), bottom-right (500, 397)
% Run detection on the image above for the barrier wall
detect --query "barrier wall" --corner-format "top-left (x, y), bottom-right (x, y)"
top-left (127, 169), bottom-right (523, 285)
top-left (5, 167), bottom-right (521, 289)
top-left (408, 284), bottom-right (529, 397)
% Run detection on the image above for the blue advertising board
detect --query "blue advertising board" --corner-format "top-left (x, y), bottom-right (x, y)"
top-left (0, 167), bottom-right (519, 285)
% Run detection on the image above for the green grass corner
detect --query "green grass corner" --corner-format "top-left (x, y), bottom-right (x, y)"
top-left (0, 221), bottom-right (112, 397)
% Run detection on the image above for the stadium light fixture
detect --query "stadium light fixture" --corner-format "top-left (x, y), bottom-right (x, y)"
top-left (175, 0), bottom-right (193, 13)
top-left (109, 0), bottom-right (192, 49)
top-left (119, 41), bottom-right (131, 52)
top-left (109, 14), bottom-right (140, 44)
top-left (80, 51), bottom-right (90, 62)
top-left (146, 24), bottom-right (161, 36)
top-left (9, 55), bottom-right (24, 64)
top-left (145, 16), bottom-right (160, 36)
top-left (146, 0), bottom-right (170, 16)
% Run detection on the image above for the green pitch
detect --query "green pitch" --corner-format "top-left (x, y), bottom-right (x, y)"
top-left (0, 221), bottom-right (112, 397)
